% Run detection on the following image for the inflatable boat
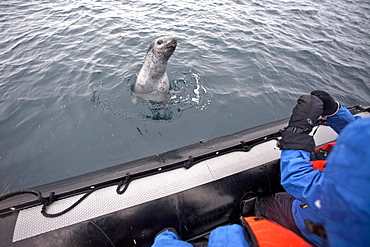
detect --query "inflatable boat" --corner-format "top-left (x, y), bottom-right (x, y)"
top-left (1, 106), bottom-right (369, 247)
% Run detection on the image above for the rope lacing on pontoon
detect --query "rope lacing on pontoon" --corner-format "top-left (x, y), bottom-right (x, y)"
top-left (0, 173), bottom-right (132, 218)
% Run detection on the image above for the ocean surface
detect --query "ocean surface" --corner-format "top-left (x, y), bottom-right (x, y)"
top-left (1, 0), bottom-right (369, 195)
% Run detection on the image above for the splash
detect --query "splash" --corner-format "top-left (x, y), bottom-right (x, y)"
top-left (170, 70), bottom-right (209, 111)
top-left (90, 69), bottom-right (211, 121)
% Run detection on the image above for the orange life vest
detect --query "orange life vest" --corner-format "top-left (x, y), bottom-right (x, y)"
top-left (241, 216), bottom-right (312, 247)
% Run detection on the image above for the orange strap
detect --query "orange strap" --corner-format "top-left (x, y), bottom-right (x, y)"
top-left (241, 216), bottom-right (312, 247)
top-left (310, 160), bottom-right (326, 170)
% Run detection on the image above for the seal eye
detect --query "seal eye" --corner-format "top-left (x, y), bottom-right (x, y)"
top-left (157, 40), bottom-right (163, 45)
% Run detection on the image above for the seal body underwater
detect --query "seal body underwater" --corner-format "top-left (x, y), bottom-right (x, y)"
top-left (134, 36), bottom-right (177, 103)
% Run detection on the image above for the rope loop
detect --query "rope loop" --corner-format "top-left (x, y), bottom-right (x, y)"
top-left (116, 173), bottom-right (131, 195)
top-left (41, 190), bottom-right (94, 218)
top-left (39, 192), bottom-right (56, 206)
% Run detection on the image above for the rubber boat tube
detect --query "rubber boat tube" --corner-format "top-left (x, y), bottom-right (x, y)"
top-left (0, 106), bottom-right (368, 247)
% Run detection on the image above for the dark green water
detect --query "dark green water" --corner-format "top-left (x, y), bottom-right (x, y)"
top-left (0, 0), bottom-right (369, 194)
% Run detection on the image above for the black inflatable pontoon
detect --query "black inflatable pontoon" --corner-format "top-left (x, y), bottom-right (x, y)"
top-left (0, 106), bottom-right (368, 247)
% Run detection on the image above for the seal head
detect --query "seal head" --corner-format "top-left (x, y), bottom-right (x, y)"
top-left (134, 36), bottom-right (177, 103)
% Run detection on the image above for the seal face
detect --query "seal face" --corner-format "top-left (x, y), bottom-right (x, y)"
top-left (134, 36), bottom-right (177, 103)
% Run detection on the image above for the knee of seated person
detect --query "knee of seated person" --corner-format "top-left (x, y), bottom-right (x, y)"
top-left (208, 224), bottom-right (250, 247)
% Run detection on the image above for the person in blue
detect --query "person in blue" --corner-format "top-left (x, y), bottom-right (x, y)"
top-left (277, 90), bottom-right (364, 246)
top-left (151, 90), bottom-right (370, 247)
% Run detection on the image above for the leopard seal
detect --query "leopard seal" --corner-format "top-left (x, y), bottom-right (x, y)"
top-left (134, 36), bottom-right (177, 103)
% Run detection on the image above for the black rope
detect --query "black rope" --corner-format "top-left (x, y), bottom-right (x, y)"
top-left (0, 189), bottom-right (59, 216)
top-left (0, 189), bottom-right (57, 207)
top-left (116, 173), bottom-right (132, 194)
top-left (44, 173), bottom-right (132, 217)
top-left (0, 189), bottom-right (41, 202)
top-left (349, 105), bottom-right (370, 113)
top-left (41, 190), bottom-right (93, 218)
top-left (0, 173), bottom-right (134, 218)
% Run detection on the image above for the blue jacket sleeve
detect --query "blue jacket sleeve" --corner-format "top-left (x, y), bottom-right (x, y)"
top-left (280, 104), bottom-right (360, 208)
top-left (280, 150), bottom-right (323, 208)
top-left (327, 105), bottom-right (361, 134)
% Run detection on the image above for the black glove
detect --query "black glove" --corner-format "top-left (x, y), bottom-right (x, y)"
top-left (310, 90), bottom-right (339, 116)
top-left (279, 95), bottom-right (323, 152)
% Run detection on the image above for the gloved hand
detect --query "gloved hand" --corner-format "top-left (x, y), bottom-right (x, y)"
top-left (279, 95), bottom-right (323, 152)
top-left (310, 90), bottom-right (339, 116)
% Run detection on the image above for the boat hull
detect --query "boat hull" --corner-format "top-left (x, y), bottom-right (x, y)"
top-left (1, 107), bottom-right (368, 247)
